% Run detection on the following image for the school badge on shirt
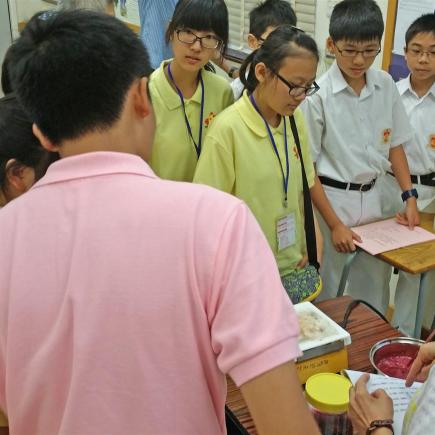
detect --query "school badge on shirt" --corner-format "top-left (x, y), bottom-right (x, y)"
top-left (293, 146), bottom-right (300, 160)
top-left (204, 112), bottom-right (216, 129)
top-left (382, 128), bottom-right (392, 144)
top-left (429, 134), bottom-right (435, 150)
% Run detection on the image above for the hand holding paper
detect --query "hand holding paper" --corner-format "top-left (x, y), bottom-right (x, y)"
top-left (348, 373), bottom-right (394, 434)
top-left (345, 370), bottom-right (423, 435)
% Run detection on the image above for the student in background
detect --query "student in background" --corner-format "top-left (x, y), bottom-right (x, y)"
top-left (0, 95), bottom-right (53, 207)
top-left (217, 0), bottom-right (297, 100)
top-left (149, 0), bottom-right (233, 182)
top-left (138, 0), bottom-right (176, 70)
top-left (302, 0), bottom-right (418, 311)
top-left (382, 13), bottom-right (435, 337)
top-left (1, 10), bottom-right (320, 435)
top-left (194, 26), bottom-right (323, 303)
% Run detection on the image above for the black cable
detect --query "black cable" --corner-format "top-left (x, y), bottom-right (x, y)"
top-left (340, 299), bottom-right (391, 329)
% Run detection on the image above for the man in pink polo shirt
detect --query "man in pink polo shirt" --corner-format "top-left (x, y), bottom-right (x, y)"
top-left (0, 10), bottom-right (320, 435)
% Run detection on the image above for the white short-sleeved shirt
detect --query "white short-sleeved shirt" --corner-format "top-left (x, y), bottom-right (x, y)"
top-left (231, 76), bottom-right (245, 100)
top-left (302, 61), bottom-right (413, 184)
top-left (0, 152), bottom-right (300, 435)
top-left (397, 76), bottom-right (435, 175)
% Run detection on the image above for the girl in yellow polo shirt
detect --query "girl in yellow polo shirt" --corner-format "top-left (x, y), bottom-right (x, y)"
top-left (194, 26), bottom-right (322, 303)
top-left (149, 0), bottom-right (234, 182)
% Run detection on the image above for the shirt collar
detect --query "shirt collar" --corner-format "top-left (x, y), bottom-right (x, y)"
top-left (34, 152), bottom-right (156, 188)
top-left (330, 61), bottom-right (379, 95)
top-left (330, 61), bottom-right (349, 94)
top-left (235, 91), bottom-right (285, 138)
top-left (152, 60), bottom-right (204, 111)
top-left (397, 75), bottom-right (412, 96)
top-left (398, 74), bottom-right (435, 99)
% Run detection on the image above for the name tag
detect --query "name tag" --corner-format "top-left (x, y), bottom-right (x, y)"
top-left (277, 213), bottom-right (296, 251)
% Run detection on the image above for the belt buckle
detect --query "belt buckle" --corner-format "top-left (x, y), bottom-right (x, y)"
top-left (359, 179), bottom-right (375, 192)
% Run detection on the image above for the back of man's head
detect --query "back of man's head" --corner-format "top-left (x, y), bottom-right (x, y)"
top-left (8, 10), bottom-right (151, 145)
top-left (249, 0), bottom-right (297, 38)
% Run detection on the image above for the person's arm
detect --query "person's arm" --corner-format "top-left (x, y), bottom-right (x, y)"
top-left (240, 361), bottom-right (320, 435)
top-left (310, 176), bottom-right (362, 253)
top-left (300, 100), bottom-right (361, 254)
top-left (389, 146), bottom-right (420, 229)
top-left (348, 374), bottom-right (394, 435)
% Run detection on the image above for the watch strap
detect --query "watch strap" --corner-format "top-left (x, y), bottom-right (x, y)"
top-left (401, 188), bottom-right (418, 202)
top-left (366, 419), bottom-right (394, 434)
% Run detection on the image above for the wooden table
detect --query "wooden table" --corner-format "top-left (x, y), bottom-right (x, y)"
top-left (379, 212), bottom-right (435, 337)
top-left (226, 296), bottom-right (402, 434)
top-left (339, 213), bottom-right (435, 337)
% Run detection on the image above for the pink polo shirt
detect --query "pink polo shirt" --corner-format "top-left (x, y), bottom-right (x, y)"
top-left (0, 152), bottom-right (300, 435)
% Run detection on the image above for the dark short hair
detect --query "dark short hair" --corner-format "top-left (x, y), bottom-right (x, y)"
top-left (7, 10), bottom-right (151, 145)
top-left (165, 0), bottom-right (229, 54)
top-left (1, 46), bottom-right (13, 95)
top-left (249, 0), bottom-right (297, 37)
top-left (240, 25), bottom-right (319, 94)
top-left (0, 95), bottom-right (54, 188)
top-left (329, 0), bottom-right (384, 43)
top-left (405, 13), bottom-right (435, 46)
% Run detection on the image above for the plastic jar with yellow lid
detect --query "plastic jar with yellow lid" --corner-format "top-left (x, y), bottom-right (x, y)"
top-left (305, 372), bottom-right (353, 435)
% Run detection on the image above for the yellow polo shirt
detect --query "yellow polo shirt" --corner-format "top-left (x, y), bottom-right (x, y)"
top-left (194, 91), bottom-right (315, 276)
top-left (149, 61), bottom-right (234, 182)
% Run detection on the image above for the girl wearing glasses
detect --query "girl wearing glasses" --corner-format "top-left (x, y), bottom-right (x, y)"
top-left (148, 0), bottom-right (233, 182)
top-left (194, 26), bottom-right (323, 303)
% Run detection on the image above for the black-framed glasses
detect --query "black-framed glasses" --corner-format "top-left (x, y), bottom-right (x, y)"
top-left (406, 48), bottom-right (435, 59)
top-left (334, 43), bottom-right (381, 58)
top-left (273, 71), bottom-right (320, 97)
top-left (176, 29), bottom-right (222, 50)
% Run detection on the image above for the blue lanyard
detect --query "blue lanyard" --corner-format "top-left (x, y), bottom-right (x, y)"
top-left (249, 94), bottom-right (290, 207)
top-left (167, 63), bottom-right (205, 158)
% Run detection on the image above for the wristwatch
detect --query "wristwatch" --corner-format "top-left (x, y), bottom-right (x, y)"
top-left (401, 188), bottom-right (418, 202)
top-left (228, 66), bottom-right (238, 79)
top-left (366, 419), bottom-right (394, 434)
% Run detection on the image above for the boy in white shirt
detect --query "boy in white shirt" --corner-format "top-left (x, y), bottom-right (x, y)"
top-left (303, 0), bottom-right (419, 312)
top-left (217, 0), bottom-right (297, 99)
top-left (383, 13), bottom-right (435, 336)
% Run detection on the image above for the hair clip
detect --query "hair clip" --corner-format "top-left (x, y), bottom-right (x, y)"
top-left (38, 10), bottom-right (57, 21)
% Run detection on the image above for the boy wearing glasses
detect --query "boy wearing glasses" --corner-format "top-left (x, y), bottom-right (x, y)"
top-left (383, 13), bottom-right (435, 336)
top-left (303, 0), bottom-right (418, 311)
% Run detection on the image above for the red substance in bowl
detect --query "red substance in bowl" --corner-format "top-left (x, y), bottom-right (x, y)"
top-left (374, 342), bottom-right (420, 380)
top-left (377, 355), bottom-right (414, 379)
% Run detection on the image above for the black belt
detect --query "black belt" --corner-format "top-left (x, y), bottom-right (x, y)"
top-left (319, 176), bottom-right (376, 192)
top-left (387, 171), bottom-right (435, 187)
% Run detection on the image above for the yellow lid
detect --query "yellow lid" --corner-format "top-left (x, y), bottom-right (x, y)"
top-left (305, 373), bottom-right (352, 414)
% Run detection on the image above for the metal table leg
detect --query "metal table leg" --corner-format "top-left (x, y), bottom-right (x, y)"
top-left (337, 250), bottom-right (359, 297)
top-left (414, 272), bottom-right (429, 339)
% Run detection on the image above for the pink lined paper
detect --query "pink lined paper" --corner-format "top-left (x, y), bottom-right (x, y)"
top-left (352, 218), bottom-right (435, 255)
